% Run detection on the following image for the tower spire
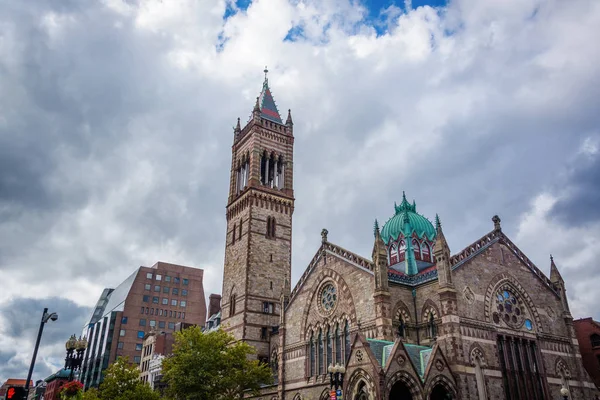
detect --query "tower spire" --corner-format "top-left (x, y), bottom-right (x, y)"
top-left (550, 254), bottom-right (564, 284)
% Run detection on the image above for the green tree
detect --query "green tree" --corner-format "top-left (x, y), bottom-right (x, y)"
top-left (92, 357), bottom-right (161, 400)
top-left (162, 326), bottom-right (273, 400)
top-left (81, 388), bottom-right (100, 400)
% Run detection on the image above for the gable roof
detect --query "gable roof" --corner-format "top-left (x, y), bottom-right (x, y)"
top-left (288, 240), bottom-right (373, 306)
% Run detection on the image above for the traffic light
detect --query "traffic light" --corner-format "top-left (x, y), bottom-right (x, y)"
top-left (6, 386), bottom-right (27, 400)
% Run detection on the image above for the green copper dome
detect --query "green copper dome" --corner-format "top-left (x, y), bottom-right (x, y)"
top-left (380, 192), bottom-right (436, 245)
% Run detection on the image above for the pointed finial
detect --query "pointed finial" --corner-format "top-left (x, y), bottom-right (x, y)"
top-left (373, 219), bottom-right (380, 237)
top-left (264, 66), bottom-right (268, 81)
top-left (412, 200), bottom-right (416, 212)
top-left (550, 254), bottom-right (554, 262)
top-left (435, 214), bottom-right (441, 230)
top-left (286, 109), bottom-right (293, 126)
top-left (402, 191), bottom-right (407, 202)
top-left (234, 117), bottom-right (241, 132)
top-left (254, 96), bottom-right (260, 112)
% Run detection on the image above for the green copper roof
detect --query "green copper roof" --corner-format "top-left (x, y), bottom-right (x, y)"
top-left (380, 192), bottom-right (437, 245)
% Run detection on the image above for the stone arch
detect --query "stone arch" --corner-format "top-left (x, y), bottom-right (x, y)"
top-left (484, 272), bottom-right (543, 332)
top-left (347, 369), bottom-right (377, 400)
top-left (385, 370), bottom-right (423, 399)
top-left (292, 394), bottom-right (302, 400)
top-left (424, 374), bottom-right (457, 399)
top-left (300, 267), bottom-right (358, 341)
top-left (555, 357), bottom-right (571, 378)
top-left (421, 300), bottom-right (439, 323)
top-left (319, 388), bottom-right (330, 400)
top-left (468, 343), bottom-right (487, 367)
top-left (393, 300), bottom-right (412, 323)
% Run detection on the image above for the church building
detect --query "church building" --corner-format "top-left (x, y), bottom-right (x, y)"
top-left (220, 72), bottom-right (598, 399)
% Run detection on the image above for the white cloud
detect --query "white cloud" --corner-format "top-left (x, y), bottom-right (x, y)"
top-left (1, 0), bottom-right (600, 382)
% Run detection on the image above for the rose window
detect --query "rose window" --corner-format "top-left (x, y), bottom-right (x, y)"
top-left (492, 288), bottom-right (532, 330)
top-left (321, 284), bottom-right (337, 312)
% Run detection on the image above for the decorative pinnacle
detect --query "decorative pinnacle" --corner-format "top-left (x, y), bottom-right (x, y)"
top-left (286, 109), bottom-right (293, 126)
top-left (435, 214), bottom-right (441, 230)
top-left (234, 117), bottom-right (241, 132)
top-left (253, 96), bottom-right (260, 112)
top-left (550, 254), bottom-right (554, 262)
top-left (373, 219), bottom-right (380, 237)
top-left (264, 66), bottom-right (268, 81)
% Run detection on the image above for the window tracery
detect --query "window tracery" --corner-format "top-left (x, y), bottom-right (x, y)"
top-left (307, 318), bottom-right (351, 378)
top-left (389, 243), bottom-right (399, 265)
top-left (491, 287), bottom-right (533, 331)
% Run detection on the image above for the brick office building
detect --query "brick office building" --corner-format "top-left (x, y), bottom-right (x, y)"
top-left (219, 72), bottom-right (599, 399)
top-left (574, 318), bottom-right (600, 389)
top-left (43, 370), bottom-right (70, 400)
top-left (80, 261), bottom-right (206, 388)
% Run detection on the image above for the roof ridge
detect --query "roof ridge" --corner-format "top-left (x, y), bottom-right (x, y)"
top-left (449, 229), bottom-right (558, 296)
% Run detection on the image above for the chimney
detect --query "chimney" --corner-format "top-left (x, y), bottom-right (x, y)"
top-left (208, 294), bottom-right (222, 318)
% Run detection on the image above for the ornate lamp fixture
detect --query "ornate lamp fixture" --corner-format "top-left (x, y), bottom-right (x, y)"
top-left (560, 386), bottom-right (570, 400)
top-left (64, 334), bottom-right (88, 381)
top-left (328, 363), bottom-right (346, 392)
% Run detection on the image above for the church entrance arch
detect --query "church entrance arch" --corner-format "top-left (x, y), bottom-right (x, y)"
top-left (389, 380), bottom-right (412, 399)
top-left (429, 383), bottom-right (452, 400)
top-left (354, 381), bottom-right (370, 400)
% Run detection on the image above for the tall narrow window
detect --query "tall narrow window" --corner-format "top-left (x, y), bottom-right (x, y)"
top-left (389, 243), bottom-right (399, 265)
top-left (271, 217), bottom-right (276, 238)
top-left (239, 219), bottom-right (242, 240)
top-left (344, 320), bottom-right (351, 362)
top-left (474, 356), bottom-right (488, 400)
top-left (399, 240), bottom-right (406, 261)
top-left (428, 313), bottom-right (436, 338)
top-left (318, 329), bottom-right (323, 375)
top-left (497, 336), bottom-right (545, 400)
top-left (310, 332), bottom-right (315, 376)
top-left (335, 324), bottom-right (341, 364)
top-left (421, 242), bottom-right (431, 262)
top-left (230, 294), bottom-right (236, 316)
top-left (326, 327), bottom-right (332, 370)
top-left (266, 217), bottom-right (276, 238)
top-left (412, 239), bottom-right (421, 260)
top-left (398, 317), bottom-right (405, 338)
top-left (232, 224), bottom-right (236, 245)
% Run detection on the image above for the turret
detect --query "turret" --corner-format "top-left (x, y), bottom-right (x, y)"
top-left (434, 214), bottom-right (453, 290)
top-left (550, 255), bottom-right (571, 314)
top-left (372, 220), bottom-right (389, 292)
top-left (372, 220), bottom-right (392, 340)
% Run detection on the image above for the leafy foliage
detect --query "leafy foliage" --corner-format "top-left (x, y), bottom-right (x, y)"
top-left (161, 327), bottom-right (273, 400)
top-left (89, 357), bottom-right (160, 400)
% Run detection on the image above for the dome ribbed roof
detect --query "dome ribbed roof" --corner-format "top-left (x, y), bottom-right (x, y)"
top-left (380, 193), bottom-right (436, 244)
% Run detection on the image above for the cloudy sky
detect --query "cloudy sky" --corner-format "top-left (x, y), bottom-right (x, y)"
top-left (1, 0), bottom-right (599, 383)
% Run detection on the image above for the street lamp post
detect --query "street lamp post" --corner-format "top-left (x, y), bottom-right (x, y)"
top-left (328, 363), bottom-right (346, 395)
top-left (25, 308), bottom-right (58, 395)
top-left (64, 335), bottom-right (88, 381)
top-left (560, 386), bottom-right (570, 400)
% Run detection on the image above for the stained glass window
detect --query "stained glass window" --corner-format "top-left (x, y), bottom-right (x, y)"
top-left (321, 284), bottom-right (337, 312)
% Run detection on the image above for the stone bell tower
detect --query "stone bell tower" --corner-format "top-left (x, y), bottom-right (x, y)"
top-left (221, 69), bottom-right (294, 361)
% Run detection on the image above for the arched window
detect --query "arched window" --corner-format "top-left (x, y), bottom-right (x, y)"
top-left (266, 217), bottom-right (277, 239)
top-left (591, 334), bottom-right (600, 348)
top-left (428, 312), bottom-right (437, 338)
top-left (335, 323), bottom-right (341, 364)
top-left (229, 294), bottom-right (236, 316)
top-left (344, 320), bottom-right (350, 362)
top-left (326, 326), bottom-right (332, 370)
top-left (421, 242), bottom-right (431, 262)
top-left (232, 223), bottom-right (236, 245)
top-left (399, 240), bottom-right (406, 260)
top-left (318, 329), bottom-right (323, 375)
top-left (389, 242), bottom-right (399, 265)
top-left (398, 317), bottom-right (405, 338)
top-left (310, 332), bottom-right (315, 376)
top-left (239, 219), bottom-right (243, 240)
top-left (474, 355), bottom-right (488, 400)
top-left (270, 349), bottom-right (279, 384)
top-left (412, 238), bottom-right (420, 260)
